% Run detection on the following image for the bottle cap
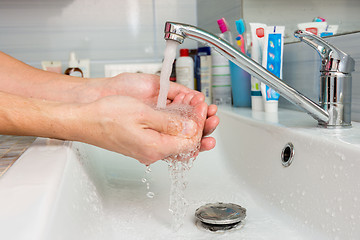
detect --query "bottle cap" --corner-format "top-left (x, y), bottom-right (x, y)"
top-left (68, 51), bottom-right (79, 68)
top-left (251, 96), bottom-right (264, 111)
top-left (180, 48), bottom-right (189, 57)
top-left (198, 46), bottom-right (211, 55)
top-left (264, 101), bottom-right (278, 113)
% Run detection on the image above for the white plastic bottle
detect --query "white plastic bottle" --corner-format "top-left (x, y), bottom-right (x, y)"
top-left (176, 49), bottom-right (194, 89)
top-left (211, 49), bottom-right (232, 105)
top-left (64, 52), bottom-right (83, 77)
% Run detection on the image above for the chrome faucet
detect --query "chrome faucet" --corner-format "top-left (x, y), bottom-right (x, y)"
top-left (164, 22), bottom-right (355, 128)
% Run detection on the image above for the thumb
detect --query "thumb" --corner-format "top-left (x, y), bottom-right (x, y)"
top-left (144, 109), bottom-right (198, 138)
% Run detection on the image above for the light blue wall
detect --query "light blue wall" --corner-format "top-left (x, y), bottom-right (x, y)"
top-left (0, 0), bottom-right (197, 77)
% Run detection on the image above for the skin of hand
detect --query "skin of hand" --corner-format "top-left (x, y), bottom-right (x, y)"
top-left (72, 93), bottom-right (208, 165)
top-left (82, 73), bottom-right (219, 151)
top-left (0, 52), bottom-right (218, 156)
top-left (0, 90), bottom-right (206, 166)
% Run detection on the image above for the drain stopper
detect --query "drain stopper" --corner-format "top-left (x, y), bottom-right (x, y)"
top-left (195, 202), bottom-right (246, 231)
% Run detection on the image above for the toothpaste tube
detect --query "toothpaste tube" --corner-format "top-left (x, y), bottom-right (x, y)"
top-left (261, 26), bottom-right (285, 113)
top-left (249, 23), bottom-right (267, 111)
top-left (320, 25), bottom-right (338, 37)
top-left (297, 22), bottom-right (327, 36)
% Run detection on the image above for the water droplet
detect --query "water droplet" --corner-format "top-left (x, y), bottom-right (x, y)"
top-left (141, 178), bottom-right (147, 183)
top-left (146, 192), bottom-right (155, 198)
top-left (145, 166), bottom-right (152, 173)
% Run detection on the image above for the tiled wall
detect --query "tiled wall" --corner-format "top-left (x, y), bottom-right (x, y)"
top-left (243, 0), bottom-right (360, 43)
top-left (197, 0), bottom-right (242, 38)
top-left (197, 0), bottom-right (360, 123)
top-left (0, 0), bottom-right (197, 77)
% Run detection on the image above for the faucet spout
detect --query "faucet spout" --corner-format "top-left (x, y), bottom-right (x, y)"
top-left (164, 21), bottom-right (354, 127)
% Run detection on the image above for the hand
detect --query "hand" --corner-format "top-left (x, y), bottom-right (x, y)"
top-left (72, 94), bottom-right (207, 165)
top-left (85, 73), bottom-right (219, 151)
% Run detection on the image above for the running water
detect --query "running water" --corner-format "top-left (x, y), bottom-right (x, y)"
top-left (166, 157), bottom-right (196, 231)
top-left (157, 104), bottom-right (202, 231)
top-left (155, 40), bottom-right (201, 231)
top-left (156, 40), bottom-right (179, 109)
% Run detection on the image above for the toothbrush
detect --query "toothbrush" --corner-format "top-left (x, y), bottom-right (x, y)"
top-left (235, 35), bottom-right (245, 54)
top-left (217, 18), bottom-right (234, 45)
top-left (235, 19), bottom-right (246, 54)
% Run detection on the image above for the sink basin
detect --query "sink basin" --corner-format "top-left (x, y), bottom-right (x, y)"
top-left (0, 107), bottom-right (359, 240)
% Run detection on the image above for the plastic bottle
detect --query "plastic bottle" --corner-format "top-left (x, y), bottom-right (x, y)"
top-left (175, 49), bottom-right (194, 89)
top-left (198, 47), bottom-right (212, 104)
top-left (169, 60), bottom-right (176, 82)
top-left (211, 49), bottom-right (232, 105)
top-left (64, 52), bottom-right (83, 77)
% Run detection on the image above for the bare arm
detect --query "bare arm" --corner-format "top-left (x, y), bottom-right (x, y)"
top-left (0, 51), bottom-right (92, 102)
top-left (0, 51), bottom-right (218, 155)
top-left (0, 91), bottom-right (71, 138)
top-left (0, 89), bottom-right (206, 165)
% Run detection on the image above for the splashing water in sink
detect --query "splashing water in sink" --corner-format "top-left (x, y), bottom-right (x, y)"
top-left (155, 43), bottom-right (203, 230)
top-left (157, 103), bottom-right (201, 231)
top-left (161, 104), bottom-right (201, 231)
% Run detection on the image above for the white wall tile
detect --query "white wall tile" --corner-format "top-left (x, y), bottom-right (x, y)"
top-left (154, 0), bottom-right (198, 59)
top-left (243, 0), bottom-right (360, 42)
top-left (197, 0), bottom-right (242, 37)
top-left (0, 0), bottom-right (197, 77)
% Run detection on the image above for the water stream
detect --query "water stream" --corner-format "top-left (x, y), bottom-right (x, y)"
top-left (156, 40), bottom-right (179, 109)
top-left (156, 40), bottom-right (201, 231)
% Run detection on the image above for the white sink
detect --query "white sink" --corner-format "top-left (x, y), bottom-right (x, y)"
top-left (0, 107), bottom-right (359, 240)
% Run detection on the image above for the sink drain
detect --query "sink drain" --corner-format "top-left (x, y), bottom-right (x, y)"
top-left (195, 202), bottom-right (246, 232)
top-left (281, 142), bottom-right (295, 167)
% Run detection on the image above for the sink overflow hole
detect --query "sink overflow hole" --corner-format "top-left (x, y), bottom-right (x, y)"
top-left (281, 143), bottom-right (294, 167)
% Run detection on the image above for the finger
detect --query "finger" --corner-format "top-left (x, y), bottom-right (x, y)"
top-left (143, 108), bottom-right (197, 138)
top-left (207, 104), bottom-right (218, 118)
top-left (170, 92), bottom-right (186, 105)
top-left (203, 115), bottom-right (220, 136)
top-left (199, 137), bottom-right (216, 152)
top-left (183, 92), bottom-right (196, 105)
top-left (167, 82), bottom-right (194, 100)
top-left (190, 92), bottom-right (205, 106)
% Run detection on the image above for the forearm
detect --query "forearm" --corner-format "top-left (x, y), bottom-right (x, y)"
top-left (0, 51), bottom-right (96, 102)
top-left (0, 91), bottom-right (75, 139)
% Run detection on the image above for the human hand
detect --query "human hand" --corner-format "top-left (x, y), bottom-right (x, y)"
top-left (71, 94), bottom-right (207, 165)
top-left (85, 73), bottom-right (219, 151)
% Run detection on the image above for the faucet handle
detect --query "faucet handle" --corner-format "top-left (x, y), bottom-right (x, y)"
top-left (294, 30), bottom-right (355, 74)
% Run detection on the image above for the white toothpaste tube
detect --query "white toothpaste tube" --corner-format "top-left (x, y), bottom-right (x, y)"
top-left (297, 22), bottom-right (327, 36)
top-left (261, 26), bottom-right (285, 113)
top-left (249, 23), bottom-right (267, 111)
